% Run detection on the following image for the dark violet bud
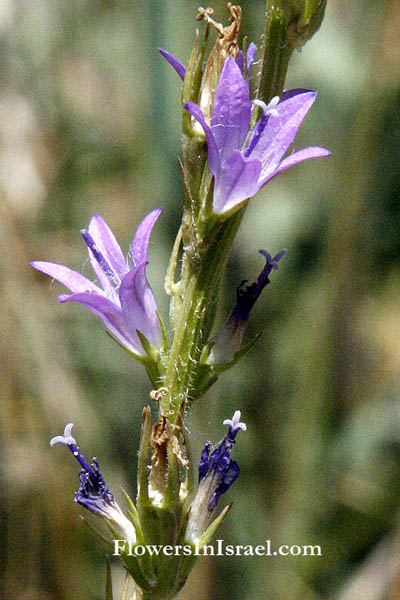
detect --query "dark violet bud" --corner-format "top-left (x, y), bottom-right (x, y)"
top-left (234, 249), bottom-right (287, 321)
top-left (208, 249), bottom-right (286, 365)
top-left (74, 458), bottom-right (114, 517)
top-left (51, 424), bottom-right (135, 544)
top-left (185, 411), bottom-right (246, 542)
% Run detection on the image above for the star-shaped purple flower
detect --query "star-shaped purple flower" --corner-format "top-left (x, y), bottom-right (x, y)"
top-left (31, 209), bottom-right (162, 357)
top-left (185, 56), bottom-right (330, 215)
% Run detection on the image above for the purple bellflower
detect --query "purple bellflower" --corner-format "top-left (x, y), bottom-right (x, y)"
top-left (185, 56), bottom-right (330, 214)
top-left (31, 209), bottom-right (162, 357)
top-left (51, 424), bottom-right (136, 544)
top-left (209, 249), bottom-right (286, 364)
top-left (185, 411), bottom-right (246, 542)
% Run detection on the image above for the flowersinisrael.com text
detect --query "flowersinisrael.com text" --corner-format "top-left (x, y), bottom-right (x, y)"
top-left (113, 539), bottom-right (322, 558)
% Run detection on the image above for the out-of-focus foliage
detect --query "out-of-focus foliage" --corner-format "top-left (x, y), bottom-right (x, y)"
top-left (1, 1), bottom-right (400, 599)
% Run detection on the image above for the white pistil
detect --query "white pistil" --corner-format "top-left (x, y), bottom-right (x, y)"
top-left (253, 96), bottom-right (280, 119)
top-left (223, 410), bottom-right (247, 431)
top-left (50, 422), bottom-right (76, 446)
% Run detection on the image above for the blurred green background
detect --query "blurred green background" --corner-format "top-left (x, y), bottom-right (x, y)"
top-left (1, 0), bottom-right (400, 598)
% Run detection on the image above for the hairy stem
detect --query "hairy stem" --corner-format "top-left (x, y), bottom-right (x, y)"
top-left (258, 0), bottom-right (293, 103)
top-left (162, 210), bottom-right (243, 413)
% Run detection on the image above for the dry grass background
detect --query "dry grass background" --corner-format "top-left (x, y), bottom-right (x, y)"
top-left (1, 1), bottom-right (400, 598)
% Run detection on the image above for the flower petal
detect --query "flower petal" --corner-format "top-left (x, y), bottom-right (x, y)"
top-left (60, 292), bottom-right (143, 355)
top-left (131, 207), bottom-right (162, 267)
top-left (119, 261), bottom-right (161, 349)
top-left (259, 146), bottom-right (331, 187)
top-left (158, 47), bottom-right (186, 80)
top-left (87, 214), bottom-right (128, 294)
top-left (275, 145), bottom-right (331, 172)
top-left (185, 102), bottom-right (220, 176)
top-left (211, 57), bottom-right (251, 163)
top-left (246, 43), bottom-right (257, 77)
top-left (32, 209), bottom-right (162, 357)
top-left (235, 44), bottom-right (257, 79)
top-left (252, 90), bottom-right (318, 178)
top-left (31, 261), bottom-right (101, 294)
top-left (235, 50), bottom-right (244, 74)
top-left (213, 151), bottom-right (262, 214)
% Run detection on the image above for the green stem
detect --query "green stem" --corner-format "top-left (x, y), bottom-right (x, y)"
top-left (160, 1), bottom-right (299, 415)
top-left (162, 210), bottom-right (243, 413)
top-left (258, 1), bottom-right (294, 103)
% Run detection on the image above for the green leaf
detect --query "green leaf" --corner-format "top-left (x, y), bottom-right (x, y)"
top-left (120, 572), bottom-right (131, 600)
top-left (105, 556), bottom-right (113, 600)
top-left (197, 503), bottom-right (232, 548)
top-left (79, 516), bottom-right (113, 549)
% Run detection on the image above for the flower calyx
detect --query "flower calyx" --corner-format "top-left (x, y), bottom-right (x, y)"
top-left (136, 405), bottom-right (189, 543)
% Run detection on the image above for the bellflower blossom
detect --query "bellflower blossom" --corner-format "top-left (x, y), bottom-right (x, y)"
top-left (51, 424), bottom-right (136, 544)
top-left (209, 249), bottom-right (286, 364)
top-left (185, 411), bottom-right (246, 542)
top-left (31, 209), bottom-right (162, 356)
top-left (185, 56), bottom-right (330, 214)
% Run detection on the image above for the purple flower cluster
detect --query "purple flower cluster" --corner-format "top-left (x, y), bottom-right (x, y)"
top-left (42, 33), bottom-right (330, 556)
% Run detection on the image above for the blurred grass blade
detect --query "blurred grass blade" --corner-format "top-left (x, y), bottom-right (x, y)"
top-left (105, 556), bottom-right (113, 600)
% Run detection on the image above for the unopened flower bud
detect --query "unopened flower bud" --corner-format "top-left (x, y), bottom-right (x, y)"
top-left (51, 424), bottom-right (136, 545)
top-left (208, 249), bottom-right (286, 365)
top-left (268, 0), bottom-right (327, 50)
top-left (185, 411), bottom-right (246, 542)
